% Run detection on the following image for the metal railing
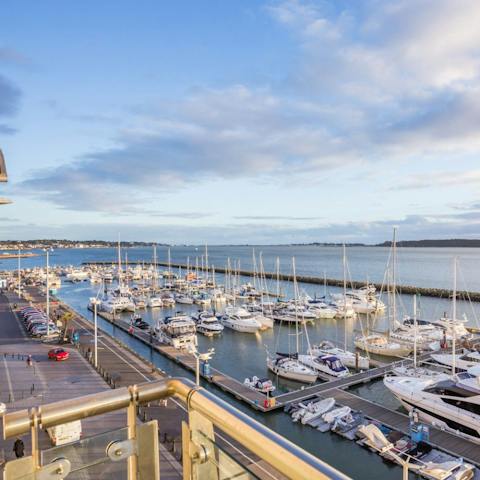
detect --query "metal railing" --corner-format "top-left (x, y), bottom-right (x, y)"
top-left (3, 377), bottom-right (350, 480)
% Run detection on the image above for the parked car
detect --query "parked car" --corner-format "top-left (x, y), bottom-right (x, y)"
top-left (48, 348), bottom-right (69, 361)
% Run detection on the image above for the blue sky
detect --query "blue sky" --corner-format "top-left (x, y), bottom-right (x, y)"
top-left (1, 0), bottom-right (480, 244)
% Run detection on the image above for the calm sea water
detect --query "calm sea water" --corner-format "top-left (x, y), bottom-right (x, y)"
top-left (3, 245), bottom-right (478, 478)
top-left (3, 244), bottom-right (480, 290)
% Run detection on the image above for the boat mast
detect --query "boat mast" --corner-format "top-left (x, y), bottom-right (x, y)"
top-left (392, 227), bottom-right (397, 329)
top-left (117, 235), bottom-right (122, 288)
top-left (343, 243), bottom-right (347, 351)
top-left (205, 244), bottom-right (209, 283)
top-left (276, 257), bottom-right (280, 299)
top-left (452, 257), bottom-right (457, 374)
top-left (292, 257), bottom-right (300, 354)
top-left (413, 294), bottom-right (417, 370)
top-left (153, 244), bottom-right (158, 290)
top-left (168, 247), bottom-right (172, 277)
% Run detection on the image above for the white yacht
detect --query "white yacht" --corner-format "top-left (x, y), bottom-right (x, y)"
top-left (267, 354), bottom-right (317, 383)
top-left (156, 314), bottom-right (197, 350)
top-left (354, 334), bottom-right (412, 357)
top-left (432, 349), bottom-right (480, 371)
top-left (243, 376), bottom-right (275, 394)
top-left (148, 295), bottom-right (163, 308)
top-left (298, 354), bottom-right (350, 378)
top-left (309, 340), bottom-right (370, 370)
top-left (194, 311), bottom-right (224, 337)
top-left (193, 293), bottom-right (211, 307)
top-left (336, 285), bottom-right (385, 314)
top-left (384, 372), bottom-right (480, 442)
top-left (221, 306), bottom-right (261, 333)
top-left (308, 302), bottom-right (337, 319)
top-left (175, 293), bottom-right (194, 305)
top-left (99, 295), bottom-right (125, 314)
top-left (65, 269), bottom-right (89, 282)
top-left (211, 289), bottom-right (227, 304)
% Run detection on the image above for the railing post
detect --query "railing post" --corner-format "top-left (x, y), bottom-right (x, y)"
top-left (127, 385), bottom-right (138, 480)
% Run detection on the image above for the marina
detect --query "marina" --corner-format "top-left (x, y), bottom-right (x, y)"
top-left (4, 245), bottom-right (480, 479)
top-left (83, 260), bottom-right (480, 302)
top-left (18, 275), bottom-right (480, 470)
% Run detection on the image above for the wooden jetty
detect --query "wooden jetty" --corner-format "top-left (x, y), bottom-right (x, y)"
top-left (83, 306), bottom-right (274, 412)
top-left (328, 388), bottom-right (480, 467)
top-left (82, 260), bottom-right (480, 301)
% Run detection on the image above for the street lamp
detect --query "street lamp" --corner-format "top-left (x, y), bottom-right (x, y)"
top-left (89, 297), bottom-right (102, 368)
top-left (193, 348), bottom-right (215, 386)
top-left (17, 246), bottom-right (21, 298)
top-left (43, 247), bottom-right (54, 336)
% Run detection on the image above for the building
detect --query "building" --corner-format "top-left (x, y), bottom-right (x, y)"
top-left (0, 148), bottom-right (11, 204)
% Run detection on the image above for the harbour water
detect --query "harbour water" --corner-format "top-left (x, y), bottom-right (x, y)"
top-left (4, 245), bottom-right (480, 478)
top-left (4, 244), bottom-right (480, 290)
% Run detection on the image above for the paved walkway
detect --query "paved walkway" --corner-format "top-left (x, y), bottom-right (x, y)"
top-left (0, 292), bottom-right (182, 479)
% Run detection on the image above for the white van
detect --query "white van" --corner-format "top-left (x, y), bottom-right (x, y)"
top-left (47, 420), bottom-right (82, 446)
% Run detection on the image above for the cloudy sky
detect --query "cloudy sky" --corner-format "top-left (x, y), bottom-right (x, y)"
top-left (1, 0), bottom-right (480, 244)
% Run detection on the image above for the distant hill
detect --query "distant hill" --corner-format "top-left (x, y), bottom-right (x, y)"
top-left (376, 239), bottom-right (480, 248)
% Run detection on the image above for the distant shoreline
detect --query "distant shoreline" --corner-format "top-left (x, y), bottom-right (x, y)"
top-left (0, 239), bottom-right (480, 248)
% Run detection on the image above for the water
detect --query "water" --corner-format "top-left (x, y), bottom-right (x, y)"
top-left (5, 245), bottom-right (480, 478)
top-left (3, 244), bottom-right (480, 290)
top-left (55, 282), bottom-right (399, 479)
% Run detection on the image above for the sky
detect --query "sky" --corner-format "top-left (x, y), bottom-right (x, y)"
top-left (1, 0), bottom-right (480, 244)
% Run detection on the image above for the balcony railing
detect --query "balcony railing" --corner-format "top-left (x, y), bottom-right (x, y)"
top-left (2, 377), bottom-right (350, 480)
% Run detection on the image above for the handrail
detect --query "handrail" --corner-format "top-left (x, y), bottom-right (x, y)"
top-left (3, 377), bottom-right (349, 480)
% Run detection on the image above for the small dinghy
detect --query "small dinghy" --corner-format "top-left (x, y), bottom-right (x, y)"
top-left (322, 406), bottom-right (351, 424)
top-left (316, 406), bottom-right (352, 432)
top-left (301, 398), bottom-right (335, 425)
top-left (243, 376), bottom-right (276, 394)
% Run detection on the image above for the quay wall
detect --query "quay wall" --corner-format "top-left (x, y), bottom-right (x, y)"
top-left (82, 261), bottom-right (480, 302)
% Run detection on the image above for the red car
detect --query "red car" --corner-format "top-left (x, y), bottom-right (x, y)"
top-left (48, 348), bottom-right (69, 361)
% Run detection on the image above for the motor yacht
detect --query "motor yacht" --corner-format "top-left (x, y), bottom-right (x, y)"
top-left (147, 295), bottom-right (163, 308)
top-left (432, 349), bottom-right (480, 371)
top-left (221, 306), bottom-right (262, 333)
top-left (194, 311), bottom-right (224, 337)
top-left (384, 372), bottom-right (480, 442)
top-left (308, 303), bottom-right (337, 319)
top-left (309, 340), bottom-right (370, 370)
top-left (193, 293), bottom-right (211, 307)
top-left (298, 354), bottom-right (350, 378)
top-left (243, 376), bottom-right (275, 394)
top-left (156, 314), bottom-right (197, 350)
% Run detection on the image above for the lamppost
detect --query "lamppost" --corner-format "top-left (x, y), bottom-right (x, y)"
top-left (89, 297), bottom-right (101, 368)
top-left (43, 247), bottom-right (53, 336)
top-left (17, 247), bottom-right (21, 298)
top-left (193, 348), bottom-right (215, 386)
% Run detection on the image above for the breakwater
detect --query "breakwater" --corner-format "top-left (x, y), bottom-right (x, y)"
top-left (82, 260), bottom-right (480, 302)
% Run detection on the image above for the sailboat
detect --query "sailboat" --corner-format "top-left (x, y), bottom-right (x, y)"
top-left (267, 258), bottom-right (317, 383)
top-left (148, 245), bottom-right (164, 308)
top-left (355, 229), bottom-right (412, 358)
top-left (310, 245), bottom-right (370, 370)
top-left (385, 259), bottom-right (480, 442)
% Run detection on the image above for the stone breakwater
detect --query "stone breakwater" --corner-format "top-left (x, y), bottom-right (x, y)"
top-left (83, 260), bottom-right (480, 302)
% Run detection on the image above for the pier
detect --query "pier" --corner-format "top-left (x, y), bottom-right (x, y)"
top-left (83, 260), bottom-right (480, 301)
